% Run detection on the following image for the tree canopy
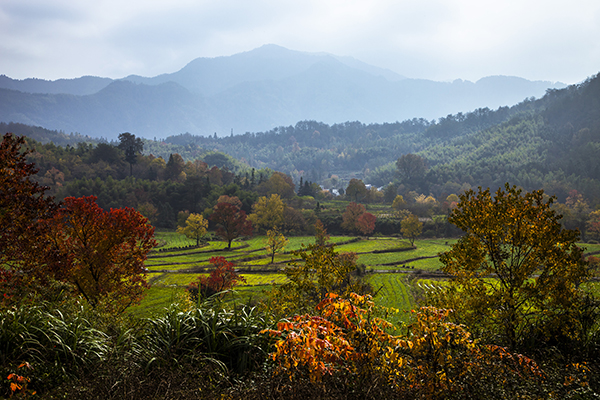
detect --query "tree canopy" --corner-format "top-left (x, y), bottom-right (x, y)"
top-left (210, 202), bottom-right (253, 248)
top-left (47, 196), bottom-right (157, 312)
top-left (0, 133), bottom-right (58, 299)
top-left (177, 213), bottom-right (208, 246)
top-left (438, 184), bottom-right (593, 349)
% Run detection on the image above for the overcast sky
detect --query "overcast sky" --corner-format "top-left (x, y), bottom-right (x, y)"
top-left (1, 0), bottom-right (599, 84)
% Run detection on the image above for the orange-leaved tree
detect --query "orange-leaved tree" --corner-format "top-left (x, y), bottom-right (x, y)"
top-left (46, 196), bottom-right (156, 312)
top-left (340, 201), bottom-right (365, 234)
top-left (186, 256), bottom-right (246, 301)
top-left (357, 212), bottom-right (376, 236)
top-left (263, 294), bottom-right (543, 399)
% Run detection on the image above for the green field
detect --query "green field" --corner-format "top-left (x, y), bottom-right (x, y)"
top-left (367, 273), bottom-right (414, 324)
top-left (134, 232), bottom-right (454, 316)
top-left (134, 233), bottom-right (600, 318)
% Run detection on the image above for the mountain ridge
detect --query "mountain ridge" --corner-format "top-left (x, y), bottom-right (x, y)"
top-left (0, 45), bottom-right (568, 139)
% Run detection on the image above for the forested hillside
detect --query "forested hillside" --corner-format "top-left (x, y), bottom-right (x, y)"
top-left (155, 72), bottom-right (600, 204)
top-left (9, 71), bottom-right (600, 212)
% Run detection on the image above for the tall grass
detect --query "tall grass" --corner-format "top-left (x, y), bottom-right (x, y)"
top-left (1, 294), bottom-right (272, 397)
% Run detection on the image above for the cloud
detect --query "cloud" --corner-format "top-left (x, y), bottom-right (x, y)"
top-left (0, 0), bottom-right (599, 83)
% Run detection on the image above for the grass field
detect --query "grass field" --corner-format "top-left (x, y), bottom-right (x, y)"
top-left (136, 232), bottom-right (600, 319)
top-left (368, 273), bottom-right (414, 324)
top-left (134, 233), bottom-right (473, 317)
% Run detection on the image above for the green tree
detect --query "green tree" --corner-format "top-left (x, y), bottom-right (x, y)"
top-left (264, 223), bottom-right (369, 316)
top-left (396, 153), bottom-right (426, 184)
top-left (165, 153), bottom-right (185, 181)
top-left (383, 183), bottom-right (398, 203)
top-left (265, 229), bottom-right (289, 264)
top-left (345, 179), bottom-right (367, 202)
top-left (177, 213), bottom-right (209, 246)
top-left (400, 214), bottom-right (422, 246)
top-left (438, 184), bottom-right (592, 349)
top-left (118, 132), bottom-right (144, 176)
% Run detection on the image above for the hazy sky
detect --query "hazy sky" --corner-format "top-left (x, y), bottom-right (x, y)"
top-left (1, 0), bottom-right (599, 84)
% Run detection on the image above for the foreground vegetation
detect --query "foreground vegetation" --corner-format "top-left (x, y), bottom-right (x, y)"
top-left (4, 221), bottom-right (600, 398)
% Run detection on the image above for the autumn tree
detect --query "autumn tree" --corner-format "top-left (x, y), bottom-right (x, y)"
top-left (47, 196), bottom-right (157, 312)
top-left (587, 209), bottom-right (600, 240)
top-left (341, 202), bottom-right (371, 235)
top-left (265, 223), bottom-right (369, 316)
top-left (438, 184), bottom-right (592, 349)
top-left (281, 205), bottom-right (307, 234)
top-left (0, 133), bottom-right (58, 300)
top-left (215, 195), bottom-right (243, 209)
top-left (248, 194), bottom-right (284, 232)
top-left (137, 202), bottom-right (158, 225)
top-left (357, 212), bottom-right (376, 236)
top-left (177, 213), bottom-right (208, 246)
top-left (401, 214), bottom-right (422, 246)
top-left (264, 297), bottom-right (542, 399)
top-left (210, 202), bottom-right (253, 248)
top-left (564, 189), bottom-right (591, 240)
top-left (391, 194), bottom-right (406, 211)
top-left (265, 229), bottom-right (289, 264)
top-left (186, 256), bottom-right (246, 301)
top-left (257, 171), bottom-right (295, 199)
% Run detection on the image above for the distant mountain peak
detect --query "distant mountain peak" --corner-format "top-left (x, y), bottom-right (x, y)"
top-left (0, 44), bottom-right (573, 140)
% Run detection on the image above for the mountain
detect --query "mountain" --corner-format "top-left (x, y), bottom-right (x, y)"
top-left (157, 73), bottom-right (600, 205)
top-left (121, 44), bottom-right (407, 96)
top-left (0, 45), bottom-right (567, 140)
top-left (0, 75), bottom-right (113, 96)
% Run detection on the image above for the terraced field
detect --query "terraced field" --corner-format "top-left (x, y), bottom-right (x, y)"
top-left (133, 231), bottom-right (600, 316)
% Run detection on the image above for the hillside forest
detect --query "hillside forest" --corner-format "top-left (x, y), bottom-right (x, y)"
top-left (2, 73), bottom-right (600, 398)
top-left (3, 73), bottom-right (600, 238)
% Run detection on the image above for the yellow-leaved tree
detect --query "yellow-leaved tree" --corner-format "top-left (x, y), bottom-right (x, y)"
top-left (177, 213), bottom-right (208, 246)
top-left (248, 194), bottom-right (284, 232)
top-left (401, 213), bottom-right (422, 246)
top-left (264, 221), bottom-right (370, 317)
top-left (265, 229), bottom-right (288, 264)
top-left (438, 183), bottom-right (593, 349)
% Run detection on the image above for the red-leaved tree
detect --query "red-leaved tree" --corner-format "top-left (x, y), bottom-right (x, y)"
top-left (341, 202), bottom-right (374, 235)
top-left (357, 212), bottom-right (376, 236)
top-left (210, 202), bottom-right (253, 248)
top-left (47, 196), bottom-right (157, 312)
top-left (0, 133), bottom-right (59, 302)
top-left (186, 256), bottom-right (246, 301)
